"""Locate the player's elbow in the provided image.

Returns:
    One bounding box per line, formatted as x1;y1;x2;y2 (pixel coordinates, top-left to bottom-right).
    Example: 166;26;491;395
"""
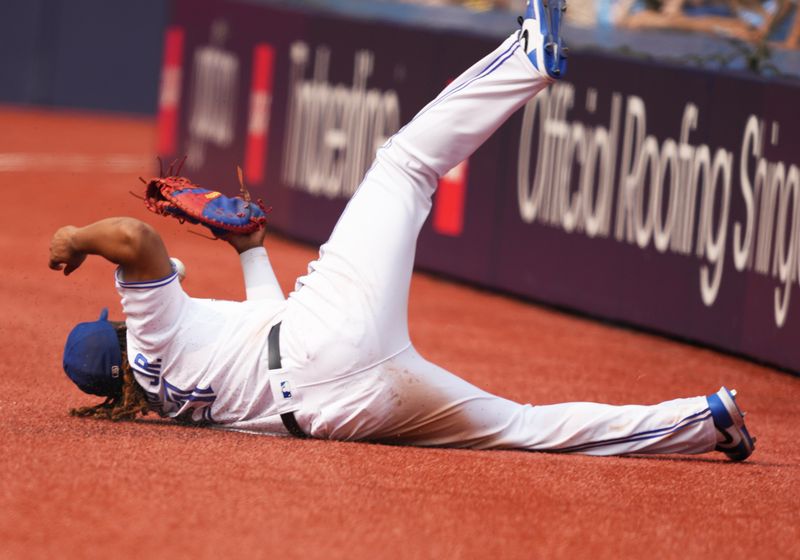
116;218;162;262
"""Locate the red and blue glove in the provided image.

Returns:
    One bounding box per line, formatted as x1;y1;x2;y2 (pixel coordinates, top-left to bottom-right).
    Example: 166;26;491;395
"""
142;168;267;237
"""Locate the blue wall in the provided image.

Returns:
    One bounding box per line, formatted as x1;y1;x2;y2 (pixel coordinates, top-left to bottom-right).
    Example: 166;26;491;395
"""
0;0;168;114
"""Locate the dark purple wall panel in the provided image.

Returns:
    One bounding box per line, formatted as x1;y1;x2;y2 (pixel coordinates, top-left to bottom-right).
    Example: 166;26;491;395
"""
163;0;800;373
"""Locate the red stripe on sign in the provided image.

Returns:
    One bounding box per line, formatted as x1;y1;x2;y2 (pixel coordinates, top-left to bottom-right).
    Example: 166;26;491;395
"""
433;159;468;237
251;44;274;91
245;44;276;184
157;107;178;156
157;26;185;156
163;26;184;67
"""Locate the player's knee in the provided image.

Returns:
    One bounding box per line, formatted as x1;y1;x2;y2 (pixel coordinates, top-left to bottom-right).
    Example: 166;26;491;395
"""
374;144;438;198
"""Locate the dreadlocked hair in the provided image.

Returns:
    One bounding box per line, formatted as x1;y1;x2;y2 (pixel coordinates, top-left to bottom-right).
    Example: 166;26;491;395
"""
70;322;151;422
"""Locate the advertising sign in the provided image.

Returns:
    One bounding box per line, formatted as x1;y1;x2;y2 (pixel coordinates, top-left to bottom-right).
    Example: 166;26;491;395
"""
163;0;800;373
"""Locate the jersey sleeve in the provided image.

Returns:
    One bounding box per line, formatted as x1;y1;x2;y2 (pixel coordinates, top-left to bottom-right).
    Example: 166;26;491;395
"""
115;267;188;350
239;246;285;301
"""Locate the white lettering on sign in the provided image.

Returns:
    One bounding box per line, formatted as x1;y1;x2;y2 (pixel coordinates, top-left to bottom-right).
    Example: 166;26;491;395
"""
186;22;240;169
517;83;800;327
282;41;401;198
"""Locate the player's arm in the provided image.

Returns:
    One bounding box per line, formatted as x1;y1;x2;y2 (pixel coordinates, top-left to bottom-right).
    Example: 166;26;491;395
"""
220;227;285;301
49;217;172;282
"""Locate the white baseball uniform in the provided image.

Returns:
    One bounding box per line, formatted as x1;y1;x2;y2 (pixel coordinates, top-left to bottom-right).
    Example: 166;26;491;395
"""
118;33;718;456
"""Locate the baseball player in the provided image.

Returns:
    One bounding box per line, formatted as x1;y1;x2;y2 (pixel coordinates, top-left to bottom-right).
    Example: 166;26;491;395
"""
50;0;755;461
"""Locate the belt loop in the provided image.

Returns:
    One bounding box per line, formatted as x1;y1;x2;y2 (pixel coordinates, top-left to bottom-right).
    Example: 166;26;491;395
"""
268;321;282;370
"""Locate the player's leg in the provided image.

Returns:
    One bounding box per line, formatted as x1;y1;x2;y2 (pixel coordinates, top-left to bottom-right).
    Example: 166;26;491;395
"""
353;347;720;456
284;30;556;368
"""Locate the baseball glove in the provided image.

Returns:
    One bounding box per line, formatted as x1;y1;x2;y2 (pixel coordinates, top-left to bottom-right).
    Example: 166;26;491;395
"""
141;163;267;237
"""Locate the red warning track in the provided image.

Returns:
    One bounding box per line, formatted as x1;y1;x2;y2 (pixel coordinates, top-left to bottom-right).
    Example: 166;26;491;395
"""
1;107;798;559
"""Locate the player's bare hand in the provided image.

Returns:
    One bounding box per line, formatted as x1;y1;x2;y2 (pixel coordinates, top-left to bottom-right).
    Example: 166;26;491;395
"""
49;225;87;275
219;225;267;254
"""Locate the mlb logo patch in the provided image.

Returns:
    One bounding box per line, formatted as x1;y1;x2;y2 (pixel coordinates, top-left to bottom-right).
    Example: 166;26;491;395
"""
269;372;299;414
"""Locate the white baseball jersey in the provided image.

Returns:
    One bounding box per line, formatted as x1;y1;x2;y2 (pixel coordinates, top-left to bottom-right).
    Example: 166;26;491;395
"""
119;32;719;456
117;248;289;433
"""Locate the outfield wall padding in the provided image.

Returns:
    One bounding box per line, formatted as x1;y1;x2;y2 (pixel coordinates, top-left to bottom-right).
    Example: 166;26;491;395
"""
0;0;167;114
161;0;800;373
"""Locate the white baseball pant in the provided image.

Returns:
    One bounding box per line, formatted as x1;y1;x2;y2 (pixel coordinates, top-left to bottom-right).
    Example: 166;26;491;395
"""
279;33;718;455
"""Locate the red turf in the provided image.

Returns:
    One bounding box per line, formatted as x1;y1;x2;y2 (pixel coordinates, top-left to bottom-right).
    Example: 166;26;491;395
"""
1;107;798;559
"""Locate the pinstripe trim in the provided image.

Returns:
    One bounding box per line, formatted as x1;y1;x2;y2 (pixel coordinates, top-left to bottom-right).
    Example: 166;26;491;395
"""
380;39;521;154
428;42;520;109
553;408;713;453
116;269;179;289
410;41;520;128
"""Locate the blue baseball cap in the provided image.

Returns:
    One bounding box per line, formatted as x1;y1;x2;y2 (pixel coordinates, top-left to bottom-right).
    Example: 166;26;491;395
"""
63;309;123;397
